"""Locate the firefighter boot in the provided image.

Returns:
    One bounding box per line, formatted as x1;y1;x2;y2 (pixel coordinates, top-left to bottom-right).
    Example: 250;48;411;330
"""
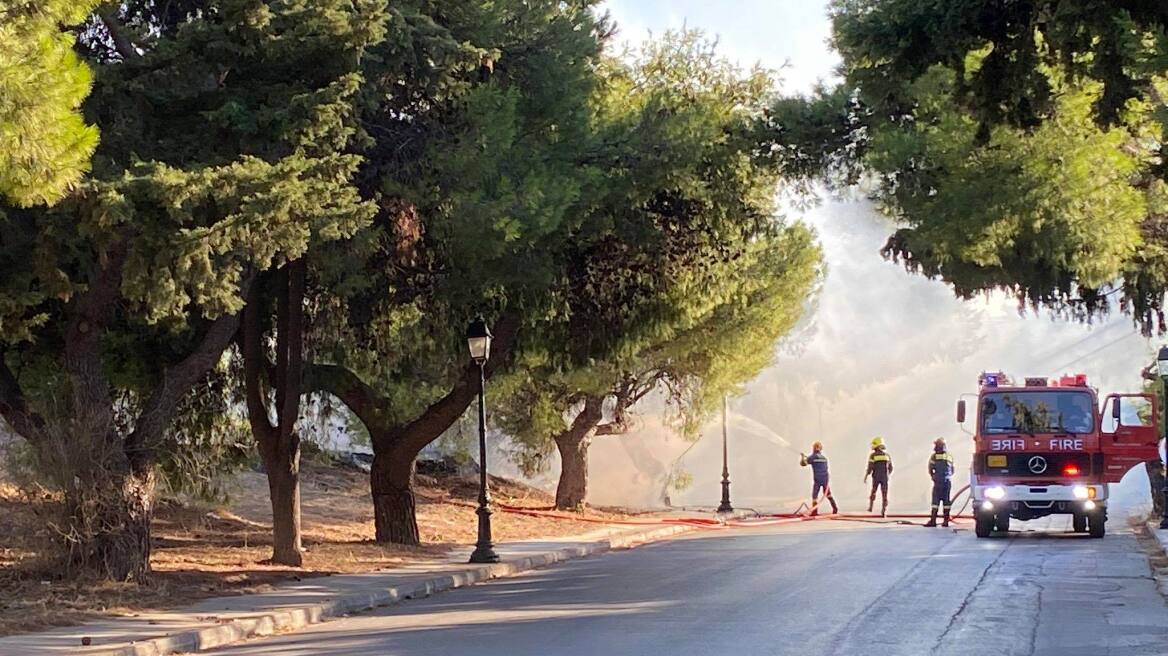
924;508;938;527
942;509;951;527
880;499;888;518
868;496;874;513
829;496;839;515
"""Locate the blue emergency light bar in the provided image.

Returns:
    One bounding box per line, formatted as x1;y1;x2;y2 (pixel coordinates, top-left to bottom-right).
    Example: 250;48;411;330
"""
978;371;1011;387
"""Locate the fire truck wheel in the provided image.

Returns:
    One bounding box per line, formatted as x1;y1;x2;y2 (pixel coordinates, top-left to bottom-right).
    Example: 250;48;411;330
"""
1072;513;1087;533
975;515;993;538
1088;514;1105;538
994;511;1010;533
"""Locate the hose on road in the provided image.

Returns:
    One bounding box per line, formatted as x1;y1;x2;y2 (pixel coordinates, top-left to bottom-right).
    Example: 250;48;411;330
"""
490;483;974;530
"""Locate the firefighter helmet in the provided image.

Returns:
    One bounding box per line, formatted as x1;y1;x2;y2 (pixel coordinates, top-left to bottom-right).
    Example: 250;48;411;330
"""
812;441;823;451
934;437;946;451
871;436;884;447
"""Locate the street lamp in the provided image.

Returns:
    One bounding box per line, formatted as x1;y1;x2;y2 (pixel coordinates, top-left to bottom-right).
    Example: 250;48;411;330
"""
717;395;733;513
467;317;500;563
1158;346;1168;530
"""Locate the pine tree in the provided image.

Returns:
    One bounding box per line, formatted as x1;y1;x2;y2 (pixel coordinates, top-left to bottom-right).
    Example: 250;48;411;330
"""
829;0;1168;331
0;0;100;207
494;33;824;509
0;0;385;580
303;0;611;544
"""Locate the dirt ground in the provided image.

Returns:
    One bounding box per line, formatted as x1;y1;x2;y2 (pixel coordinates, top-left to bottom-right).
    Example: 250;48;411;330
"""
0;463;635;637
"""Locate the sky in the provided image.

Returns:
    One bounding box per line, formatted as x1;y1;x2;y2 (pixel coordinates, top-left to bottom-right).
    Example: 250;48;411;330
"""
573;1;1162;513
603;0;841;94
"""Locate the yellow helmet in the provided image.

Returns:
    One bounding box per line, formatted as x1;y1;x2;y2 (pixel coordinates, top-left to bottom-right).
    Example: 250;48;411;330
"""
871;436;884;447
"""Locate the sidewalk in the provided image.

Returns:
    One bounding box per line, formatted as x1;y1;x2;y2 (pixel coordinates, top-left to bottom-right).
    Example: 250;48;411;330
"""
1147;518;1168;555
0;513;745;656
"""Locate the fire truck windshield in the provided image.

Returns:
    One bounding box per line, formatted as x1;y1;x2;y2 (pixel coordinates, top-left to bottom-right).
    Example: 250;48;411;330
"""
980;391;1094;434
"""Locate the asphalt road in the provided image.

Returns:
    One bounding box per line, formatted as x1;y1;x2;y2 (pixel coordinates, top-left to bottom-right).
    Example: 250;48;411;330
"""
208;516;1168;656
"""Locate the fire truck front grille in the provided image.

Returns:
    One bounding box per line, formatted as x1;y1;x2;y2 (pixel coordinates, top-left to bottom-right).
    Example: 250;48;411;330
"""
983;453;1091;478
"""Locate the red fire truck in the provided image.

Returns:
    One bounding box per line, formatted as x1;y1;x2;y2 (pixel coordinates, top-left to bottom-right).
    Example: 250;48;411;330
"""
958;372;1160;538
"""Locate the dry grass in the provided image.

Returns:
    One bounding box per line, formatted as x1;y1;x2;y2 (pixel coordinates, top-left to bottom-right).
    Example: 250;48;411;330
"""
0;463;633;637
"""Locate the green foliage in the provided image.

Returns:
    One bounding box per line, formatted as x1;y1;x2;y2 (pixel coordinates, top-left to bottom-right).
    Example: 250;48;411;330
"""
831;0;1168;130
309;0;608;428
759;85;867;191
495;32;824;471
0;0;386;523
667;469;693;494
877;73;1148;309
0;0;100;207
656;224;822;437
155;359;252;502
494;371;569;475
830;0;1168;331
3;0;385;349
561;31;785;363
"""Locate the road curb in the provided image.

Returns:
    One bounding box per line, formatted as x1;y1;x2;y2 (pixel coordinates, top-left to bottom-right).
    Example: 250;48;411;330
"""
77;518;736;656
1143;519;1168;557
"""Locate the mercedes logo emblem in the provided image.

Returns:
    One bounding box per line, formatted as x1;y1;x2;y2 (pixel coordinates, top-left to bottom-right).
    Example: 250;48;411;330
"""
1028;456;1048;474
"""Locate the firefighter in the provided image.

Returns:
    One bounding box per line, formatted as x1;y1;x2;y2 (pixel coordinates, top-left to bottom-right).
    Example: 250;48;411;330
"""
865;437;893;516
800;441;838;515
925;437;955;527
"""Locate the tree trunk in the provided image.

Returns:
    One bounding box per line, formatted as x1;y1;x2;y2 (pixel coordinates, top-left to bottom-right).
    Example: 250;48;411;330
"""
0;247;248;583
241;262;306;566
371;446;419;545
555;432;590;510
1147;459;1165;517
261;444;303;565
65;468;156;582
59;242;158;580
304;314;523;547
554;395;604;511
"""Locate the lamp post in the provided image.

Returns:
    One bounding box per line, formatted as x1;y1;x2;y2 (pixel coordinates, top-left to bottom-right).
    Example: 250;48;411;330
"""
1158;346;1168;530
467;317;500;563
717;395;733;513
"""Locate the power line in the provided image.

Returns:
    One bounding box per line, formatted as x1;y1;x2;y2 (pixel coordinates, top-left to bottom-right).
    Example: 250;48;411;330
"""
1045;329;1141;375
1027;319;1127;367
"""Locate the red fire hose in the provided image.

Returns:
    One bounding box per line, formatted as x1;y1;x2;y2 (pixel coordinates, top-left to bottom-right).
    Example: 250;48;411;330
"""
490;483;974;529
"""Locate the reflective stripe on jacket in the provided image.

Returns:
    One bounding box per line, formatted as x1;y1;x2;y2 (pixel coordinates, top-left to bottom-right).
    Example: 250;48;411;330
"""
929;451;954;483
867;449;893;481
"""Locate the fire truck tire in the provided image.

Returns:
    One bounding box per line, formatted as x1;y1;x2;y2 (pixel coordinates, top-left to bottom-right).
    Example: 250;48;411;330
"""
994;511;1010;533
1072;513;1087;533
975;515;993;538
1089;515;1105;538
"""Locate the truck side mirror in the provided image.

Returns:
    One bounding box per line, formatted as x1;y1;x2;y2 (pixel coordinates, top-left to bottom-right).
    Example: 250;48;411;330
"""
956;400;966;424
1112;398;1121;422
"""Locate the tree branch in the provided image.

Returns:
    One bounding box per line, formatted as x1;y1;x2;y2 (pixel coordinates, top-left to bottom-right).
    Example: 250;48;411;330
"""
0;356;45;440
125;274;254;471
240;277;276;446
556;393;605;442
97;4;140;61
302;362;390;433
277;259;306;440
593;421;628;436
395;311;523;456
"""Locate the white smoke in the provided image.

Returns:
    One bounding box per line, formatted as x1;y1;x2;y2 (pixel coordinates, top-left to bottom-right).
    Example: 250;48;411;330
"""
585;197;1156;512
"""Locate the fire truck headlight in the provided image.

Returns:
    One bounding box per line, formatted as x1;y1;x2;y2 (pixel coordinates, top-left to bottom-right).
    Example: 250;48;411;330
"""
1073;485;1089;500
1084;500;1097;511
985;486;1006;501
981;501;994;511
